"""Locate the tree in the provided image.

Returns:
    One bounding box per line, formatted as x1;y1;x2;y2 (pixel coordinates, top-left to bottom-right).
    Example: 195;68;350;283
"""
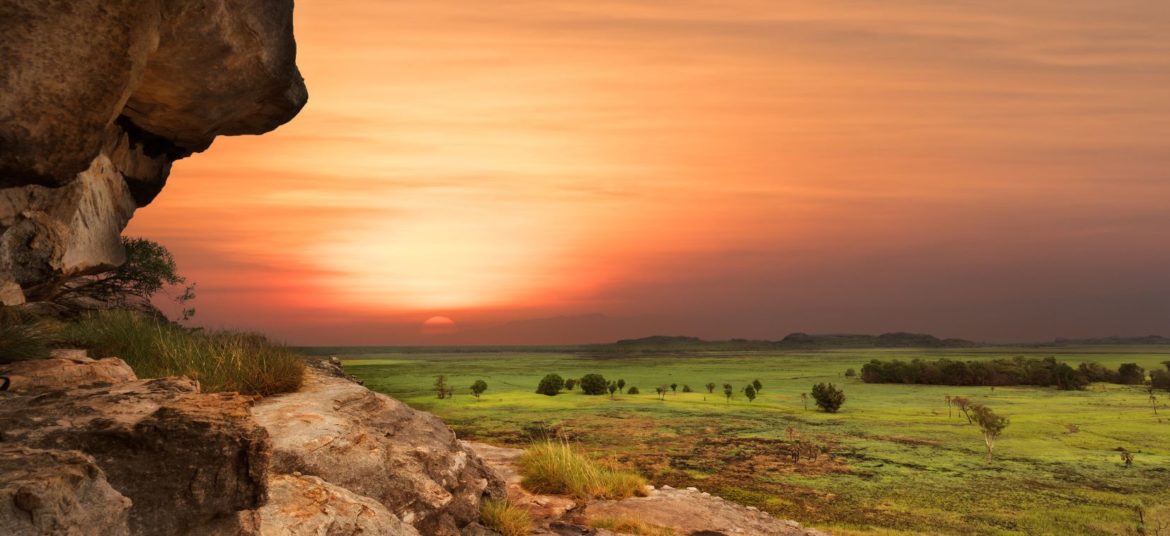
670;383;678;393
536;374;565;396
705;382;716;394
1151;393;1159;415
608;381;619;399
801;392;809;411
471;379;488;399
810;383;845;413
55;237;196;320
1117;363;1146;385
1150;369;1170;391
579;374;608;395
617;378;626;392
945;395;953;418
969;403;1009;463
565;378;577;391
656;386;667;400
723;384;733;404
844;368;857;378
627;386;640;395
752;379;763;392
681;384;693;393
951;396;974;423
744;385;757;402
1116;447;1134;468
434;375;450;399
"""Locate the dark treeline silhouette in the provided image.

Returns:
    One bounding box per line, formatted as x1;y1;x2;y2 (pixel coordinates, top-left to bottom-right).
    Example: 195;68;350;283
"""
861;356;1158;390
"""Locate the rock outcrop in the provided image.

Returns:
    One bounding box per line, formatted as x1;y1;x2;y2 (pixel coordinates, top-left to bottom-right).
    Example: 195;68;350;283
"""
252;366;507;535
0;351;137;393
0;445;132;536
0;374;271;535
258;474;421;536
0;0;307;304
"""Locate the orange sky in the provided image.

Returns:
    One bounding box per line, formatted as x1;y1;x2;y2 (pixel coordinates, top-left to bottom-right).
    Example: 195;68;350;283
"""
127;0;1170;345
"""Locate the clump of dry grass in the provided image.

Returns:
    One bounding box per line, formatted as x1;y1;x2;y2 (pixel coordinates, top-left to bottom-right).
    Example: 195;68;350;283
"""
588;516;675;535
519;440;648;500
480;499;530;536
0;309;58;363
61;310;304;395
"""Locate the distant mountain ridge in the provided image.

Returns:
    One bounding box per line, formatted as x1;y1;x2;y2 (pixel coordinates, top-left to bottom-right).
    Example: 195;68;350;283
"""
611;331;978;349
1050;335;1170;346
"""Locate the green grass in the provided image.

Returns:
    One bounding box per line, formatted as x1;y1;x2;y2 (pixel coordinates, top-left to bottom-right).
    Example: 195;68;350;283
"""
588;516;676;535
0;310;57;363
343;346;1170;535
519;440;648;500
62;310;304;396
480;499;530;536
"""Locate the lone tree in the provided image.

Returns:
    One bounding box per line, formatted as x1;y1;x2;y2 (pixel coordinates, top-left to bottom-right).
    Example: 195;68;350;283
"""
1151;393;1159;415
844;368;857;378
811;383;845;413
1117;363;1146;385
656;386;667;400
617;378;626;392
54;236;196;320
945;395;953;418
565;378;577;391
470;379;488;399
970;403;1009;463
579;373;609;395
434;375;451;399
536;374;565;396
1115;447;1134;468
744;385;757;403
801;392;809;411
705;382;716;394
682;384;693;393
723;384;733;404
951;396;974;423
670;383;678;393
627;386;640;395
752;379;763;392
608;381;619;399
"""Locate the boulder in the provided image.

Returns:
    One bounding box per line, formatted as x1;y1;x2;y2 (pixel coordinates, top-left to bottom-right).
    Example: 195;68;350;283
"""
0;445;132;536
0;0;306;301
0;377;271;535
258;474;420;536
0;353;137;393
252;369;506;535
583;487;830;536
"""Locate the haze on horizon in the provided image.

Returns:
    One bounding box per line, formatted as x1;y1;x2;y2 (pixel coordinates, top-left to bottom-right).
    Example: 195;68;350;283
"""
128;0;1170;346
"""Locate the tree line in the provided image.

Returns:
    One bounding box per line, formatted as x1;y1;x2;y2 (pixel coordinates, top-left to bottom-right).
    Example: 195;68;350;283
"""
861;356;1169;390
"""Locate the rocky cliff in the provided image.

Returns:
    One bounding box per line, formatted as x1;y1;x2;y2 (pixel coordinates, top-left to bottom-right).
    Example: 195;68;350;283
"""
0;0;307;304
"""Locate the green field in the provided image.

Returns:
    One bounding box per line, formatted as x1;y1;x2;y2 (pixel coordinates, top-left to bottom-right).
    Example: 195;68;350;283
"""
334;346;1170;535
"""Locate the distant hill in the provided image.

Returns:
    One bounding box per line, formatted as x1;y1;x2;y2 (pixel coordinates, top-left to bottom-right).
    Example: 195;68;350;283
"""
1050;335;1170;346
602;332;978;351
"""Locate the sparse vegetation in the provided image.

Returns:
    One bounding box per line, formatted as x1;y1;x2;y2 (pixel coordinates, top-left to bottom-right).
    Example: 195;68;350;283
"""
969;403;1009;462
810;382;845;413
518;441;647;500
434;374;452;399
61;310;303;395
480;499;530;536
588;516;675;535
52;237;196;321
0;310;57;363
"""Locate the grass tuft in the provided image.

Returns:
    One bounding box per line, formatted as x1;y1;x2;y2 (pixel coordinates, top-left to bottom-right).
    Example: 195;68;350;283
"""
0;310;58;364
61;310;304;395
519;440;648;500
588;516;675;535
479;499;530;536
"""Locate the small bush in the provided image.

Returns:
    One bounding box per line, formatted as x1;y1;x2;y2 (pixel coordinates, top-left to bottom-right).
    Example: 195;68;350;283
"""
565;378;577;391
579;373;608;395
480;499;530;536
519;441;647;500
1151;369;1170;391
681;384;693;393
60;310;304;396
627;386;640;394
588;516;675;535
536;373;565;396
844;368;857;377
0;310;57;364
471;379;488;398
811;382;845;413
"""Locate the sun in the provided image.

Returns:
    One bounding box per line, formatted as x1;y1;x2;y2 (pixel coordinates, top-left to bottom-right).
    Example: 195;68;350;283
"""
421;316;457;336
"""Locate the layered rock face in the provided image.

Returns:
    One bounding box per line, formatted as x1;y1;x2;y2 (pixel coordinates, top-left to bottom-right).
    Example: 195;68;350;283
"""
0;0;307;304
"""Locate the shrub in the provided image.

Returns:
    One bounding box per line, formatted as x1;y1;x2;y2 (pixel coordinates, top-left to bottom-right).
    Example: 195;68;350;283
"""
565;378;577;391
844;368;857;377
0;310;57;364
480;499;530;536
1117;363;1145;385
536;374;565;396
705;382;716;393
471;379;488;398
519;441;647;500
681;384;693;393
752;378;763;392
61;310;303;395
744;385;757;402
670;383;677;392
1151;370;1170;391
588;516;674;536
617;378;626;391
627;386;640;394
579;373;608;395
811;382;845;412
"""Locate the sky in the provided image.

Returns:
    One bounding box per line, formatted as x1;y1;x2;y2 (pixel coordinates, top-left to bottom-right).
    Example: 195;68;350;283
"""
127;0;1170;345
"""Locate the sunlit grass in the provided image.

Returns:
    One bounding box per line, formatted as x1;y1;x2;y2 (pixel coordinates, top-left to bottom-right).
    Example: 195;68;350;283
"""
479;499;530;536
61;310;304;395
588;516;675;535
520;440;647;500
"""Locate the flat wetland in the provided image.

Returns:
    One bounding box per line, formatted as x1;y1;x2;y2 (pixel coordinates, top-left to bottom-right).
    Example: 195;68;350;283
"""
323;345;1170;535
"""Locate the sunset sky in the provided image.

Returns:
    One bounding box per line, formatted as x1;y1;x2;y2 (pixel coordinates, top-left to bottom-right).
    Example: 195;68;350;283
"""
128;0;1170;345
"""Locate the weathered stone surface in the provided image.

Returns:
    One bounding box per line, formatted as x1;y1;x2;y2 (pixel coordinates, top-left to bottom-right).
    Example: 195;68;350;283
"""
0;445;132;536
258;474;420;536
0;353;137;393
252;369;506;536
583;487;830;536
0;0;307;301
0;377;271;535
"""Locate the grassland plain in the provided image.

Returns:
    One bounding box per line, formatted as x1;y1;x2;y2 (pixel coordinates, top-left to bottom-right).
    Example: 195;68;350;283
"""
326;346;1170;535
